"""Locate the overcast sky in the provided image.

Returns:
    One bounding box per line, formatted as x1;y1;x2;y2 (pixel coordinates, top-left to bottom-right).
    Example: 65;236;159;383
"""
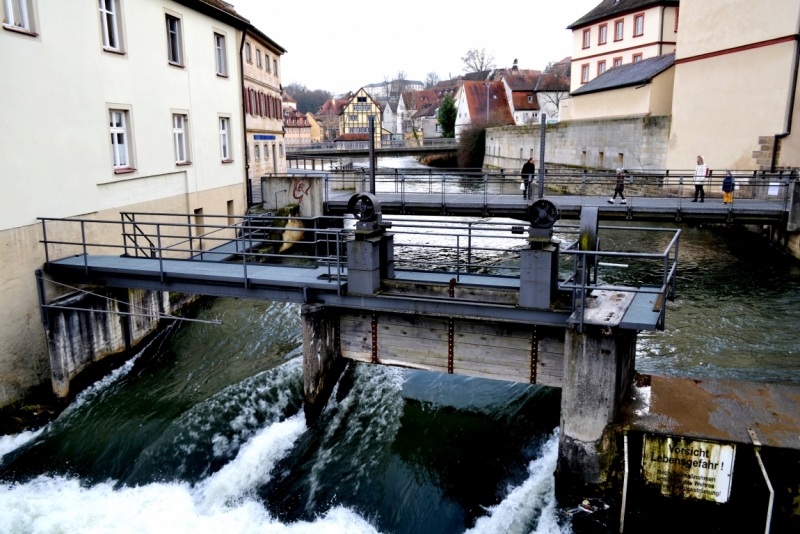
231;0;602;95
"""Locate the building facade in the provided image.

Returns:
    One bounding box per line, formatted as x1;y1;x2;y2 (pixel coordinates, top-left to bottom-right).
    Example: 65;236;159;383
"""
666;0;800;171
568;0;679;92
454;81;516;137
337;88;383;147
0;0;250;405
283;108;312;146
242;25;286;177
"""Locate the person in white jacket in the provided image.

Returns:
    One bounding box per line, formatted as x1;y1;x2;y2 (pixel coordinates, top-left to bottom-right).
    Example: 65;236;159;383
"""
693;155;707;202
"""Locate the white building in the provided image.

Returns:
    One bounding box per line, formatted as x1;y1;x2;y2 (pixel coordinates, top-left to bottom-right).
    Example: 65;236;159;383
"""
0;0;250;405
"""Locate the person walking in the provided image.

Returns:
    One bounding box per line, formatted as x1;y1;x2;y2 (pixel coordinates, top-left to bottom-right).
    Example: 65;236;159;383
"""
693;155;707;202
608;168;627;204
722;171;734;204
521;157;536;200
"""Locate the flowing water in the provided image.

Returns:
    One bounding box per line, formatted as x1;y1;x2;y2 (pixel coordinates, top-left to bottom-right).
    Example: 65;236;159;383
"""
2;158;800;533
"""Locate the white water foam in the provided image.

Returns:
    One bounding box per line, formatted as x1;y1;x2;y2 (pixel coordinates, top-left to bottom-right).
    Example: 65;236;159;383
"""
0;411;383;534
465;430;572;534
306;364;406;510
0;428;45;466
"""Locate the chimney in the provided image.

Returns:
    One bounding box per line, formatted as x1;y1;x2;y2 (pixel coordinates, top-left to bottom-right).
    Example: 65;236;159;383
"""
512;59;519;74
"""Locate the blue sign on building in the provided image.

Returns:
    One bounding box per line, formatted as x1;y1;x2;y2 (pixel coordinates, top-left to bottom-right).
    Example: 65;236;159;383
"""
254;135;276;140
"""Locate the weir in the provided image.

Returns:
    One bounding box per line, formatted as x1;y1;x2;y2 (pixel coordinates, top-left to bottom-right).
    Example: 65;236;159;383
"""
37;197;679;497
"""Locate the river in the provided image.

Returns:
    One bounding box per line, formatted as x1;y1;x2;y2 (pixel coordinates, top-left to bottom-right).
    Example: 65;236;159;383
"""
1;157;799;533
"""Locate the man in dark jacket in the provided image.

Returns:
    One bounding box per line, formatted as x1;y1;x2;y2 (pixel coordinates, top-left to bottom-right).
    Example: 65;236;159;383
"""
521;158;536;200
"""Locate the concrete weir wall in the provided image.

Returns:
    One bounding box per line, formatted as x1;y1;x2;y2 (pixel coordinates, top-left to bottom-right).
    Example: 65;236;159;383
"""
45;288;191;398
484;116;671;171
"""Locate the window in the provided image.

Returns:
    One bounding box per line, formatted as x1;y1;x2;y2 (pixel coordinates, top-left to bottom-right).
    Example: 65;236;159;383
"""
166;15;182;65
273;59;278;75
349;115;358;121
227;200;234;226
435;124;441;132
256;49;262;68
357;96;367;103
582;29;591;49
598;61;606;76
581;64;589;84
265;53;270;71
99;0;121;51
245;42;251;62
2;0;32;32
614;19;624;41
633;53;643;62
172;114;189;164
675;8;679;32
613;57;623;67
254;143;260;160
214;33;227;76
264;143;269;159
219;117;230;161
598;151;604;167
109;110;130;169
598;24;607;45
279;143;283;156
527;95;534;103
633;14;644;37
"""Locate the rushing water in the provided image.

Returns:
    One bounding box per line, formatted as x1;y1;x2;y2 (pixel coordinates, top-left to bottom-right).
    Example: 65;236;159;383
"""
2;158;800;533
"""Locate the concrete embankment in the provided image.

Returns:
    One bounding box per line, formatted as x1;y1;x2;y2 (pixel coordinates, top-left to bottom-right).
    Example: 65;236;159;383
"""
45;288;197;399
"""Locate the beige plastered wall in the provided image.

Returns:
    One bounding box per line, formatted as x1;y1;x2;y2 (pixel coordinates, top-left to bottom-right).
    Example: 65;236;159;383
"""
0;1;247;406
666;43;796;170
562;67;675;122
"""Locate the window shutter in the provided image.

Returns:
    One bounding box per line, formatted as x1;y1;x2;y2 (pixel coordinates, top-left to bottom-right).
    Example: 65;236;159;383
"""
258;92;263;117
244;87;250;114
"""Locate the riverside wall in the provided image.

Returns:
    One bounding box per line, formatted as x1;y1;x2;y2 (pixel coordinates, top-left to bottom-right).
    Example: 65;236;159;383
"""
484;116;672;172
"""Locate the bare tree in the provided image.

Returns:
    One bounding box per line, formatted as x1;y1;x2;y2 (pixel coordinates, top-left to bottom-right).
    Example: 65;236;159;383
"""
537;60;571;120
392;70;409;97
424;72;440;89
461;48;496;74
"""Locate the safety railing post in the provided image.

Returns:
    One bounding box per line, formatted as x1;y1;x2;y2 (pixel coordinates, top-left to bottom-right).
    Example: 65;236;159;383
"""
242;220;249;289
157;223;164;283
120;213;129;257
187;215;194;260
336;231;342;296
81;220;88;276
456;235;460;282
483;174;488;216
467;222;473;274
41;219;50;268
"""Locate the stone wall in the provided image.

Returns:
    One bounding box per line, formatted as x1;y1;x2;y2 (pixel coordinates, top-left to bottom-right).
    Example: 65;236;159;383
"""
484;116;672;172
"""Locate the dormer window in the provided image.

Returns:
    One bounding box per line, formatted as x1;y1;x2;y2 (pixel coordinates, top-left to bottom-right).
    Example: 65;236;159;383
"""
528;96;533;103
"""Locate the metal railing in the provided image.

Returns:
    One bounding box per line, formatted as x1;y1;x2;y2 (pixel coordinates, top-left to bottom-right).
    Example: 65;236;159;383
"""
39;213;351;295
285;138;458;153
38;212;681;330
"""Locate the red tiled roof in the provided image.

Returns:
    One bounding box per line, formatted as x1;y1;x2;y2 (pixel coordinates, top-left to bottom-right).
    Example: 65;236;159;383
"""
504;73;540;91
318;99;348;115
400;90;439;110
462;81;515;125
282;93;297;103
512;93;540;111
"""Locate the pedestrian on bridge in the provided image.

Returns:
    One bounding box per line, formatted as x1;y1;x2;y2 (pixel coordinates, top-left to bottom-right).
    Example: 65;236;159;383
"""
693;155;708;202
722;171;734;204
608;168;627;204
521;157;536;200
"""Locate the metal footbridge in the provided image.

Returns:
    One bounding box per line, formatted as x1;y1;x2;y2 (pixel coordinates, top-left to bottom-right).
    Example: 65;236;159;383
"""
38;207;680;333
289;169;797;224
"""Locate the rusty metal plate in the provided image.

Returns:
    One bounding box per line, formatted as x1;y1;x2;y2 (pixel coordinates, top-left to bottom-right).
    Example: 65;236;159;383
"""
642;434;736;503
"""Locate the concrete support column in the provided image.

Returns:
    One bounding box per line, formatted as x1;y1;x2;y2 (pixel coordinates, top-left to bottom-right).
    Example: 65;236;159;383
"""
302;304;344;422
557;325;637;496
346;233;394;295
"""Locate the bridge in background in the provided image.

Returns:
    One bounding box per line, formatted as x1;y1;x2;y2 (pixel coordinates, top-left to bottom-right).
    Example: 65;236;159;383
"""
286;138;458;159
255;169;797;225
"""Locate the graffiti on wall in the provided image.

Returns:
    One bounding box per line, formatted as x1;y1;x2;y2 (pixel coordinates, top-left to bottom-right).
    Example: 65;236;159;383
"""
291;177;312;205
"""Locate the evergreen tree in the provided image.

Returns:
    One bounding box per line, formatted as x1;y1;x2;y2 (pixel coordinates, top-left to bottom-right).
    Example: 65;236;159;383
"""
438;93;457;139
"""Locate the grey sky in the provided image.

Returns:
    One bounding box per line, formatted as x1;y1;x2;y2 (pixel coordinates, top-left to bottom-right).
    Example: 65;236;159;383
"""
232;0;602;95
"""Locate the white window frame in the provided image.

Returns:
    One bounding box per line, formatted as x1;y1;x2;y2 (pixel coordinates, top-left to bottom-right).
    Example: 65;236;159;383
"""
2;0;31;32
172;114;189;164
166;14;182;66
634;14;644;37
109;110;131;169
219;117;231;161
214;33;227;76
599;24;607;45
99;0;121;51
